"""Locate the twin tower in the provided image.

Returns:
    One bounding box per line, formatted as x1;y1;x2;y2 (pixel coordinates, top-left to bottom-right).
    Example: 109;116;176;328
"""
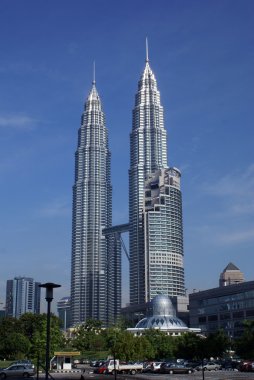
70;48;185;326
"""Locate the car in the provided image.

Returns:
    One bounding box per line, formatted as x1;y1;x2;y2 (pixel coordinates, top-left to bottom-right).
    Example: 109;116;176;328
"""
162;363;194;374
151;362;164;372
196;362;221;371
186;360;202;368
94;363;108;374
160;362;175;373
222;359;240;370
10;361;34;369
239;360;254;372
0;364;35;379
142;363;152;372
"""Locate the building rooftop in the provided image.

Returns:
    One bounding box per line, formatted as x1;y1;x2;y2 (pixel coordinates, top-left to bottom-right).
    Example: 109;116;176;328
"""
223;262;240;272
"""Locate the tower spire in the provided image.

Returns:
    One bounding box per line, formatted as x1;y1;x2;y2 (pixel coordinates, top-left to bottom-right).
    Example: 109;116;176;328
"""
92;61;96;85
146;37;149;62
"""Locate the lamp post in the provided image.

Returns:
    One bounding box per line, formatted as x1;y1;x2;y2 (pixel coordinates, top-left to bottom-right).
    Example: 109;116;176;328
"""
39;282;61;380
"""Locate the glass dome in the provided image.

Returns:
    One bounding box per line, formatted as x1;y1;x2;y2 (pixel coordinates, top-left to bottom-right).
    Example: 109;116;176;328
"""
135;315;187;330
135;294;187;330
149;294;175;316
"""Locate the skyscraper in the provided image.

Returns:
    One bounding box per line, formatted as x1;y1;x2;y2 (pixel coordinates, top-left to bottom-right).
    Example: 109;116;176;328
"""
70;76;112;325
129;47;168;305
57;296;71;330
5;277;41;318
144;168;185;300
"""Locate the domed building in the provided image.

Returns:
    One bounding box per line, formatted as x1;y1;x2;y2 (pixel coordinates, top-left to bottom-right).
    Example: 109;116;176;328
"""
127;295;200;336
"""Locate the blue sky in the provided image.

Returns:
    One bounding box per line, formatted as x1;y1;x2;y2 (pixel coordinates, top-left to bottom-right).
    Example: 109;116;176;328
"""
0;0;253;311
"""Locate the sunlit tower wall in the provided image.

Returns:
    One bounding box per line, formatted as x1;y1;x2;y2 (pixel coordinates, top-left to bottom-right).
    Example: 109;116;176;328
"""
70;79;112;325
144;168;185;301
129;53;168;305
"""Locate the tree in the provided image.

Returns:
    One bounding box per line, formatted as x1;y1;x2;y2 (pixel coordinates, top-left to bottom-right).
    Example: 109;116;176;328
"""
205;330;231;358
144;329;176;360
0;332;30;360
103;329;155;361
72;319;105;353
175;332;204;359
0;317;20;336
133;335;155;360
0;317;22;359
235;320;254;359
0;313;63;361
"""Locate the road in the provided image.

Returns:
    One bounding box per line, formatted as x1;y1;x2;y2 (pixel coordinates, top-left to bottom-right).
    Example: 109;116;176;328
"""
35;369;254;380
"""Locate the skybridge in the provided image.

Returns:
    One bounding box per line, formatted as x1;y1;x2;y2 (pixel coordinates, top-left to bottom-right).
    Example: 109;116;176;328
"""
102;223;130;261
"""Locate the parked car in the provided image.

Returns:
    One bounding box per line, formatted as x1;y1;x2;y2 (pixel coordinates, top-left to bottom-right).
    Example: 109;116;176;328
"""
196;362;221;371
162;363;194;374
93;360;106;368
10;361;34;369
142;362;152;372
239;360;254;372
221;359;240;370
186;360;202;368
151;362;164;372
0;364;35;378
160;362;175;373
94;363;108;374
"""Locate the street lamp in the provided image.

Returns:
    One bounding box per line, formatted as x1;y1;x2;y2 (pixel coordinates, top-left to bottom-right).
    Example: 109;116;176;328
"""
39;282;61;380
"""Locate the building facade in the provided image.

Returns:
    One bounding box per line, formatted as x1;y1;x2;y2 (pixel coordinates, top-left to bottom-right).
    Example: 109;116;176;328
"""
144;168;185;300
219;262;244;287
5;277;40;318
70;79;113;326
129;48;185;306
189;281;254;338
129;53;168;305
57;297;71;330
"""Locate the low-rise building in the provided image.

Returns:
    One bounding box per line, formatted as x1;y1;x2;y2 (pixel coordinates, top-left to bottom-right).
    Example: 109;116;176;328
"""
189;280;254;338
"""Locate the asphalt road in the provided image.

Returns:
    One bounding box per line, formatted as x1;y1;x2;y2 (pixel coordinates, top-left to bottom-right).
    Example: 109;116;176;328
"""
37;370;254;380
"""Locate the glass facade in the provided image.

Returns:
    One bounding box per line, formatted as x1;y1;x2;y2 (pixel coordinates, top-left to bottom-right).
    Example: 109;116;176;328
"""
144;168;185;300
70;82;113;326
189;281;254;337
57;297;71;330
5;277;41;318
129;58;168;305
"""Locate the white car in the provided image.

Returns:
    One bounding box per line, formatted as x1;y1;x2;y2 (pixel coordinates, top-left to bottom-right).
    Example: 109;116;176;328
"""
196;362;221;371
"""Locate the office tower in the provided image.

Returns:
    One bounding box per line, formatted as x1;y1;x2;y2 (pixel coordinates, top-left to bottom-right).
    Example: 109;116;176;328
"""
106;229;122;325
144;168;185;300
70;76;112;326
5;277;41;318
219;262;244;287
129;47;168;305
57;297;71;330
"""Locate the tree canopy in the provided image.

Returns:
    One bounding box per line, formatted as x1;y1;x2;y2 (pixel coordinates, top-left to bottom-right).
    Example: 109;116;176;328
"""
0;315;246;362
0;314;64;360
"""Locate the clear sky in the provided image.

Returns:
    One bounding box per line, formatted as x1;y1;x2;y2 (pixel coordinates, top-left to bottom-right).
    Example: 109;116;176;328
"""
0;0;253;312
